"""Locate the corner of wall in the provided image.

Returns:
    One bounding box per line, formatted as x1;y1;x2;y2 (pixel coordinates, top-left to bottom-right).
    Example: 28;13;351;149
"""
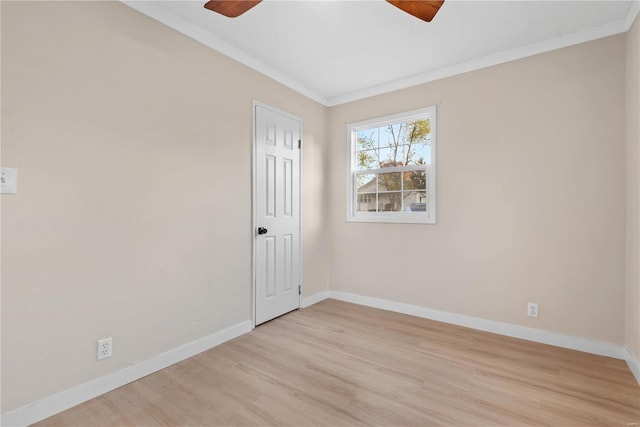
625;10;640;361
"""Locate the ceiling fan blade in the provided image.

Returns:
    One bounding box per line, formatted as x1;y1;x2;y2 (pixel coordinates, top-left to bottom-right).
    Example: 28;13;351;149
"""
204;0;262;18
386;0;444;22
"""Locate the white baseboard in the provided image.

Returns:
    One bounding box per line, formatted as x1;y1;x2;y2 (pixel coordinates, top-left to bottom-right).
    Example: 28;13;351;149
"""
328;291;640;384
301;290;330;308
295;291;640;386
329;291;627;360
5;293;638;427
1;320;253;427
625;348;640;384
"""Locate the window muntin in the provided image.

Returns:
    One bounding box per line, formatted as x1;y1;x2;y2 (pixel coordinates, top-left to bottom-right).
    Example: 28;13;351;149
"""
347;107;436;223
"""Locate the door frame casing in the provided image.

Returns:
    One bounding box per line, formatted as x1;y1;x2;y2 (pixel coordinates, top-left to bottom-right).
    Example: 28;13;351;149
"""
251;100;303;328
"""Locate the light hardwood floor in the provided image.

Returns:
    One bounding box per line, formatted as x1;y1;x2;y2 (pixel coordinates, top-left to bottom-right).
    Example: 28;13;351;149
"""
37;299;640;426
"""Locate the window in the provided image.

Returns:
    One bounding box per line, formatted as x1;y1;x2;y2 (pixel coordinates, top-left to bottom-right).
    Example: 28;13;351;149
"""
347;106;436;224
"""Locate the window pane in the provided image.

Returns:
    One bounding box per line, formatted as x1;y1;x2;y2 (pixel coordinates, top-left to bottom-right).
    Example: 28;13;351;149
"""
403;191;427;211
378;146;405;168
378;172;401;192
356;129;378;151
355;149;378;171
403;170;427;190
379;192;402;211
404;143;430;165
357;193;377;212
356;174;376;193
379;123;403;149
390;144;414;166
405;120;431;144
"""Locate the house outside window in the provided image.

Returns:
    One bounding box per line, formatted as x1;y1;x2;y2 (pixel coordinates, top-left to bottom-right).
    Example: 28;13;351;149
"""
347;106;436;224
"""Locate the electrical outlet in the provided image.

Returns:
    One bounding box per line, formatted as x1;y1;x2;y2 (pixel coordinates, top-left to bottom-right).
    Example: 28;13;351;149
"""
1;167;17;194
527;303;539;318
97;337;112;360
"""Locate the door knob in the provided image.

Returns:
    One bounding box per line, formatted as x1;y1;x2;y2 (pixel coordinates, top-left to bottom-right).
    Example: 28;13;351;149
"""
257;227;268;235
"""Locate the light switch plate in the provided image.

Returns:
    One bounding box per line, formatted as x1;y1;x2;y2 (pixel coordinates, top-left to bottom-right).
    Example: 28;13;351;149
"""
1;168;17;194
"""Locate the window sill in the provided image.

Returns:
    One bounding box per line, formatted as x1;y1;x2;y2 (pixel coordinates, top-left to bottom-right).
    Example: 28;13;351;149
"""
347;212;436;224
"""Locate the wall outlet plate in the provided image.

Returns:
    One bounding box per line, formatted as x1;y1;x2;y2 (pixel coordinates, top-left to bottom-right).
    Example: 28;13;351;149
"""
1;167;17;194
97;337;112;360
527;302;539;318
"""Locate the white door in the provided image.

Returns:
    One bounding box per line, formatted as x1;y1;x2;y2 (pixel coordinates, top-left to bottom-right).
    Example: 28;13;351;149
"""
254;103;301;325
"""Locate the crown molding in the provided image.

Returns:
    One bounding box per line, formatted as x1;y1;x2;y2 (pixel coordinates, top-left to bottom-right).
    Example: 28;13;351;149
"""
121;1;329;106
625;0;640;30
122;1;636;108
326;15;634;106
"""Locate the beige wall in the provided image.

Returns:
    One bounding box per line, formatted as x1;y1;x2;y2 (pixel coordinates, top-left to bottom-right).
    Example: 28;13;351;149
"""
328;35;627;344
0;1;328;412
627;14;640;359
1;0;637;416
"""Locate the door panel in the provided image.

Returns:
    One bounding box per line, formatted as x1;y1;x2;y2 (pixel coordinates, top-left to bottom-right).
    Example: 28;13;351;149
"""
283;234;293;292
264;236;276;298
265;155;276;217
255;104;301;325
283;158;293;217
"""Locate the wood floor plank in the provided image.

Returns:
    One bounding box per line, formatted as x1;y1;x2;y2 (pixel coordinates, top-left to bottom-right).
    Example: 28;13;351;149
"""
35;299;640;426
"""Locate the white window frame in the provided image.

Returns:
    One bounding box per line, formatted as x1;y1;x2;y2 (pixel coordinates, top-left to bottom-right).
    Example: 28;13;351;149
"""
346;106;436;224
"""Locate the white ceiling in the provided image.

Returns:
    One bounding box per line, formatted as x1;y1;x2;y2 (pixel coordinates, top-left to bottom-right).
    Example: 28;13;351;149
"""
125;0;639;106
